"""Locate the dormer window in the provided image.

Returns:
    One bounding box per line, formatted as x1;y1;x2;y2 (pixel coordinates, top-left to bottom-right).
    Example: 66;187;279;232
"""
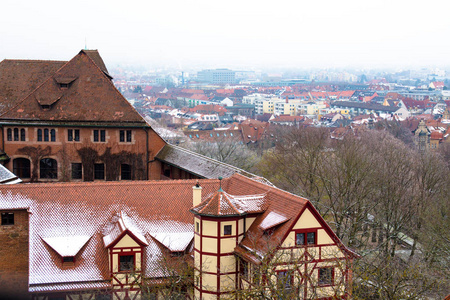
59;83;69;89
119;254;135;272
63;256;75;263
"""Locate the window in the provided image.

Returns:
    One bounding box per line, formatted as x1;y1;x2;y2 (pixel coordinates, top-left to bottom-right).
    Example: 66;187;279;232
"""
277;271;293;290
14;128;19;141
20;129;25;141
224;225;232;236
44;128;49;141
50;129;56;142
40;158;58;179
119;130;132;142
196;221;200;233
240;260;249;281
121;164;131;180
71;163;82;180
68;129;80;142
63;256;74;263
93;130;106;142
100;130;106;142
7;128;12;141
126;130;132;142
94;163;105;180
295;230;316;246
1;212;14;225
13;158;31;178
7;128;26;141
119;255;134;271
37;129;42;141
318;267;334;286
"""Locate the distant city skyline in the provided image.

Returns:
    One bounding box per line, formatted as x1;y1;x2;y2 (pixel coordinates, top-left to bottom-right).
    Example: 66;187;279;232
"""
1;0;450;70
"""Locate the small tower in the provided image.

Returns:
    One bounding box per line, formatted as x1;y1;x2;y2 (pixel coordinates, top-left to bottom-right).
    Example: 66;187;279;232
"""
190;180;247;299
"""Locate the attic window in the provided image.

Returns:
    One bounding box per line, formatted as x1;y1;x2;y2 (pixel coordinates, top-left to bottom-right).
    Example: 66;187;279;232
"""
63;256;74;263
41;105;51;110
59;83;69;89
119;254;135;271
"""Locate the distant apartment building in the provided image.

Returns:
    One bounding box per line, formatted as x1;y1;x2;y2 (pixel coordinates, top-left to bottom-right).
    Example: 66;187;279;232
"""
274;100;301;116
297;101;328;116
197;69;236;84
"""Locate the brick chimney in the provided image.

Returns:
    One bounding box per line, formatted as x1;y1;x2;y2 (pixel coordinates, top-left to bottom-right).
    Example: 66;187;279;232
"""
193;181;202;207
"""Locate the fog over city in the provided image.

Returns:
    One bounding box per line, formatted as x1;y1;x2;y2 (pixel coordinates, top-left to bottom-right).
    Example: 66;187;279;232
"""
1;0;450;70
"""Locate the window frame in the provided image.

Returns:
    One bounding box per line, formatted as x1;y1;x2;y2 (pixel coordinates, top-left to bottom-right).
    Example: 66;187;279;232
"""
224;224;232;236
94;163;105;180
277;270;293;290
317;267;334;287
13;157;31;179
1;212;14;226
71;163;83;180
121;164;131;180
295;229;317;246
94;130;106;143
40;158;58;179
6;128;12;141
119;254;135;272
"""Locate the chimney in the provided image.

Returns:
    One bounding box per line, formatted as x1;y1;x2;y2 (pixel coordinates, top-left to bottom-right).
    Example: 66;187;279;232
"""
286;95;288;103
193;181;202;207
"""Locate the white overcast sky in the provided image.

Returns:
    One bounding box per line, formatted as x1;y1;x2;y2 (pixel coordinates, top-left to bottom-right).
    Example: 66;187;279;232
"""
1;0;449;69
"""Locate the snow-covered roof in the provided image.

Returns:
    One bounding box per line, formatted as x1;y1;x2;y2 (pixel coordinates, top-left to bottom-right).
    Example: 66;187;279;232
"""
149;231;194;252
258;211;289;230
42;235;91;257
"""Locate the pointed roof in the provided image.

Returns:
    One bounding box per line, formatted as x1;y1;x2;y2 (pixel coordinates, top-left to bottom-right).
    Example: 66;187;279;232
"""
0;50;145;125
102;212;148;248
191;189;267;217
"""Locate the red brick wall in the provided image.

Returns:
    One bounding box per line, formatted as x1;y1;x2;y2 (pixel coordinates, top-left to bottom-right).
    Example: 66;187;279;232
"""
0;209;29;299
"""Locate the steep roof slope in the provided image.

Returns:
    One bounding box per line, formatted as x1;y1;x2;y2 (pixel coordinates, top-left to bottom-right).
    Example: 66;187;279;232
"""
0;50;144;124
0;59;66;114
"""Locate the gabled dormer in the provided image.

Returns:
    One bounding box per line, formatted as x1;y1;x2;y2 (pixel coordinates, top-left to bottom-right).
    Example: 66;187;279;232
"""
102;211;148;294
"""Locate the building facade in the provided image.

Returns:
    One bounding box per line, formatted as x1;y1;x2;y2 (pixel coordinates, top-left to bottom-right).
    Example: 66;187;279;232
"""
0;174;356;299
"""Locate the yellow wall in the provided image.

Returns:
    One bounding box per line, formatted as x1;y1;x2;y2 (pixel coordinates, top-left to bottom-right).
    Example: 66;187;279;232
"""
220;238;236;253
202;255;217;273
115;234;140;248
317;229;333;244
293;208;321;229
220;256;236;273
202;237;218;253
203;220;218;236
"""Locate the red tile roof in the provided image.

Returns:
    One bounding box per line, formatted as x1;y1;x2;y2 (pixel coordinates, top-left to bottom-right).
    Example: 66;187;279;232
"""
0;50;144;124
0;59;66;114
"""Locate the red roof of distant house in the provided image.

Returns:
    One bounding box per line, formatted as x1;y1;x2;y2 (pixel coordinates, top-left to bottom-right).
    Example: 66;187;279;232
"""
430;131;443;140
189;104;227;115
239;119;269;144
271;115;304;123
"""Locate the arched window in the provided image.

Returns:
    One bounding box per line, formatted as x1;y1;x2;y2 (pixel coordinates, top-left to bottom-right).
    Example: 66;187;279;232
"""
50;129;56;142
13;128;19;141
40;158;58;179
20;129;26;141
44;129;49;142
6;128;12;141
13;158;31;179
37;129;42;141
